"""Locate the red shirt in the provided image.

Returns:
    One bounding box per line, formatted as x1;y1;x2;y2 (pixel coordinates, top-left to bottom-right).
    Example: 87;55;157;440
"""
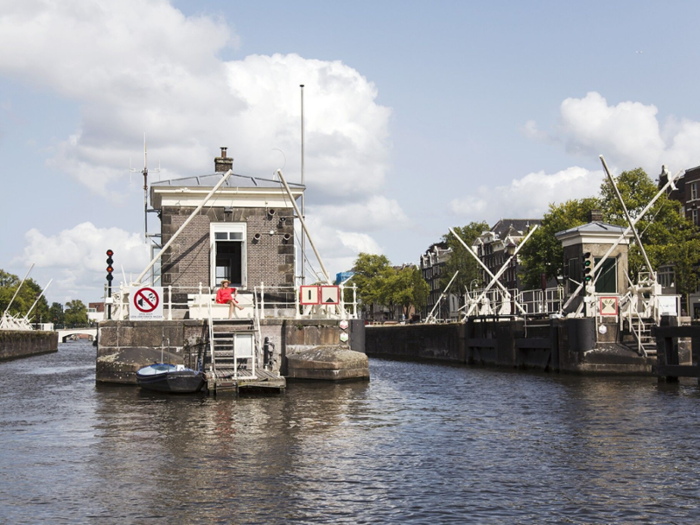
216;287;236;304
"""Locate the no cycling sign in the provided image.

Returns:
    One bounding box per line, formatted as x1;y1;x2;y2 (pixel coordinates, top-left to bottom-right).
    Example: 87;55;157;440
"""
129;286;164;320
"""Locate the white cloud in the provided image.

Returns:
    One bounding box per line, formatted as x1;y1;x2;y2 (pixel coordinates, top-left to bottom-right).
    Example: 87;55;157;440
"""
14;222;150;302
308;196;409;232
528;91;700;174
0;0;404;295
0;1;392;201
449;166;604;222
299;216;383;281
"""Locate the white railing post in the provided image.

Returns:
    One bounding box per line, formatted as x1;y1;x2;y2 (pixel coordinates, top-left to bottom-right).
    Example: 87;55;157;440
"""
167;285;172;321
340;284;346;319
198;282;203;320
352;284;357;319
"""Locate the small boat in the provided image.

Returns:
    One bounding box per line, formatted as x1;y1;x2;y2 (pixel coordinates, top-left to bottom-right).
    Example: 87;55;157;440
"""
136;363;205;393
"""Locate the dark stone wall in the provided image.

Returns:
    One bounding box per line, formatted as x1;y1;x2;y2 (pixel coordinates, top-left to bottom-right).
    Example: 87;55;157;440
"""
0;330;58;361
160;206;295;290
366;323;465;363
366;318;653;375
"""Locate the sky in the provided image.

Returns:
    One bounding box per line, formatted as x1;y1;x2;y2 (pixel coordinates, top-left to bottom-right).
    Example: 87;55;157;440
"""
2;0;700;305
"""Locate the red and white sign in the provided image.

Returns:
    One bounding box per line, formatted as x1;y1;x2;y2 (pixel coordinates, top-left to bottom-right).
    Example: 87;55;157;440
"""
300;285;320;305
129;286;163;320
599;296;618;316
321;286;340;305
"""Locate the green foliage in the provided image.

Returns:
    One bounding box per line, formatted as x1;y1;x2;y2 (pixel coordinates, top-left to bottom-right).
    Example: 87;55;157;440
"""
351;254;429;317
519;167;700;298
440;221;490;292
351;253;393;310
49;302;65;328
379;265;430;317
64;299;88;327
599;167;695;281
0;269;50;322
519;198;600;289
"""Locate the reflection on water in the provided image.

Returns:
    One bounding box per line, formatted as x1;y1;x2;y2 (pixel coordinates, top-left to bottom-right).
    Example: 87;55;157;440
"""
2;342;700;523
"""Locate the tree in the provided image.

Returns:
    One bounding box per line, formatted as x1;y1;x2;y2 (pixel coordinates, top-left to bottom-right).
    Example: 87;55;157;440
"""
351;253;393;315
379;265;429;318
440;221;490;292
64;299;88;327
599;167;694;280
0;269;50;322
519;198;600;289
49;302;65;328
519;168;700;304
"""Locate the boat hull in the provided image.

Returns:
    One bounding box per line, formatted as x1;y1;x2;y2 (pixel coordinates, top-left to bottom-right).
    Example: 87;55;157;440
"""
136;365;205;394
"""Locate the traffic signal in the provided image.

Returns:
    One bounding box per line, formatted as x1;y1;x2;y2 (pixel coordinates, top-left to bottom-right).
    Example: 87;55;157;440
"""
106;249;114;282
582;251;594;283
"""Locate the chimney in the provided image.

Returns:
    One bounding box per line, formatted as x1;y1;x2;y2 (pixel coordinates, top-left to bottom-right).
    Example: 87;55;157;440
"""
214;147;233;172
588;209;603;223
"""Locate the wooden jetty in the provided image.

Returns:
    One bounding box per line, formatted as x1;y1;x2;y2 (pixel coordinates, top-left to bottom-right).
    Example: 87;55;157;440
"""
204;368;285;394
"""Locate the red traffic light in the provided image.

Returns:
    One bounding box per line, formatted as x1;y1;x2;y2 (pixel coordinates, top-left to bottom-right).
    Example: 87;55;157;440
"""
106;249;114;257
106;266;114;273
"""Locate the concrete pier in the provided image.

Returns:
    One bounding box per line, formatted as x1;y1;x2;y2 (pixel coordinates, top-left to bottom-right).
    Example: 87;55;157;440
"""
96;318;367;385
0;330;58;361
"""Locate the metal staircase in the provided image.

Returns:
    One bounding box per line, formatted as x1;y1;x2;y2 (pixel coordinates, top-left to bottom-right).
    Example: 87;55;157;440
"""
628;316;657;357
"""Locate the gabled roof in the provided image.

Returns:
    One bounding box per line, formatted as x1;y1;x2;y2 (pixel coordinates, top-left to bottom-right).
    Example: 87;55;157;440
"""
151;172;305;190
490;218;541;238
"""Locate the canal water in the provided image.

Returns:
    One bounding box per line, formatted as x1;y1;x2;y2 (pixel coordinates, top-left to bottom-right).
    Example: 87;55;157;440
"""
2;342;700;524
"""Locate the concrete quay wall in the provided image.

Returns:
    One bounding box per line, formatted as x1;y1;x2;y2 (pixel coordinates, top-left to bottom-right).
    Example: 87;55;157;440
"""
96;318;366;384
366;318;654;375
0;330;58;361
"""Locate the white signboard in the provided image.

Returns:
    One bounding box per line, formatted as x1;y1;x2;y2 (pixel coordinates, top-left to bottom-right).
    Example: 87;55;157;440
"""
321;286;340;305
300;286;320;305
658;296;678;317
129;286;163;320
599;296;618;316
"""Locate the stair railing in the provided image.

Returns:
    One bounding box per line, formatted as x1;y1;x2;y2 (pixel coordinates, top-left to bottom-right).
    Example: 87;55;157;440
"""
207;294;216;374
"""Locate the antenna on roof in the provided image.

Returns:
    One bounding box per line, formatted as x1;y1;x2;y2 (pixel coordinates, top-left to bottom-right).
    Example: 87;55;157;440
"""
130;133;160;243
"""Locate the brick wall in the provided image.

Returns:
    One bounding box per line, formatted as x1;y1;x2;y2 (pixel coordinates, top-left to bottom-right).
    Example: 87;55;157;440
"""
160;206;295;290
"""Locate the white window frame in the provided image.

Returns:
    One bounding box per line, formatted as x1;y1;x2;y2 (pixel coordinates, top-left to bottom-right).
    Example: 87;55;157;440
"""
692;182;698;201
210;223;247;289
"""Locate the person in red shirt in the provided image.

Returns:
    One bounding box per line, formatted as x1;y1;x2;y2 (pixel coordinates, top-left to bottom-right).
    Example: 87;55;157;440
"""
216;280;243;318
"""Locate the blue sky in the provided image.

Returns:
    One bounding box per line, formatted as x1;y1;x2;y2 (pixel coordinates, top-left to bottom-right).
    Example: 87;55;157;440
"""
1;0;700;304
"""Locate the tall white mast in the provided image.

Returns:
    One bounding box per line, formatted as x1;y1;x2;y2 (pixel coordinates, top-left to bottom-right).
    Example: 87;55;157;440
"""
300;84;306;286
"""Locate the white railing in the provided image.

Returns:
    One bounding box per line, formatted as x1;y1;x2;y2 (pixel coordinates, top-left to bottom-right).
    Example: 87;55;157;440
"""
104;284;213;321
516;287;564;315
254;283;358;320
104;282;359;322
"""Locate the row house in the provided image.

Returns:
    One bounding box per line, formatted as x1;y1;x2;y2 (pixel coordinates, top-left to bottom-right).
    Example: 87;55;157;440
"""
472;219;541;292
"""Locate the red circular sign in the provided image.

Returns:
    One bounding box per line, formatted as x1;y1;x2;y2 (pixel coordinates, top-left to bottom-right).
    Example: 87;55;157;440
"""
133;287;159;312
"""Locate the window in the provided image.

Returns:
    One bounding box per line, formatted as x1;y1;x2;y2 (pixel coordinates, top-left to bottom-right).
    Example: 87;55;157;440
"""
691;182;698;201
594;257;617;294
658;266;675;288
210;223;247;288
693;209;699;227
568;257;580;293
